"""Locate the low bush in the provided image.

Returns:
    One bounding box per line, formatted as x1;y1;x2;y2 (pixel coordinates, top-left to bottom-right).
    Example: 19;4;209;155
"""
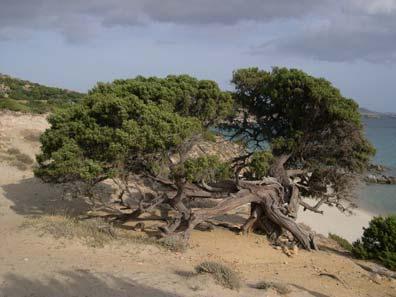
158;236;188;252
22;215;188;251
195;261;241;290
255;281;291;295
352;215;396;271
0;98;30;112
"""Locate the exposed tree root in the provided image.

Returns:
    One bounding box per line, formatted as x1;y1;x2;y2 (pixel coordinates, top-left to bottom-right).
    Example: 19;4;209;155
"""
112;154;320;251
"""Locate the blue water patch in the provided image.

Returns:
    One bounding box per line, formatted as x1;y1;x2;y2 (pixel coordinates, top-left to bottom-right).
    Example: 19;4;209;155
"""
214;117;396;214
361;116;396;214
359;184;396;214
364;117;396;174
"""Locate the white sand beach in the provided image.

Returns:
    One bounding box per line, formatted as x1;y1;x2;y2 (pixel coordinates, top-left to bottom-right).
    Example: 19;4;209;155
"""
298;203;373;242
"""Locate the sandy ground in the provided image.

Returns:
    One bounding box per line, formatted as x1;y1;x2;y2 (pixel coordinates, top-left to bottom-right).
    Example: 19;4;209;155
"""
0;111;395;297
298;205;373;243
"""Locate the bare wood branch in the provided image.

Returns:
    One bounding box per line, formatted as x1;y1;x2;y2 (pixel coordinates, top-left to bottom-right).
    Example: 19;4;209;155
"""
299;197;327;214
199;180;230;193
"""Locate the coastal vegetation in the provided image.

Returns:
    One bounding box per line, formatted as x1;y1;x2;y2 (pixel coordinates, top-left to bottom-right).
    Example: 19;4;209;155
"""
22;214;187;251
195;261;242;290
329;215;396;271
352;215;396;270
34;68;375;251
329;233;353;252
0;73;84;113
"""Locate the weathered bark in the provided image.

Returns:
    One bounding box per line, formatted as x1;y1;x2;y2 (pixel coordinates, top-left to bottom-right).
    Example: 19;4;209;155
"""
113;157;319;250
260;189;316;250
158;179;192;238
287;185;300;219
269;154;292;188
299;197;326;214
162;182;317;250
236;155;316;248
240;202;261;234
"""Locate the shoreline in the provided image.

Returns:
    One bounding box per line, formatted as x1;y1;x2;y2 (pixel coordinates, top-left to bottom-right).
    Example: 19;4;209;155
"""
297;203;374;243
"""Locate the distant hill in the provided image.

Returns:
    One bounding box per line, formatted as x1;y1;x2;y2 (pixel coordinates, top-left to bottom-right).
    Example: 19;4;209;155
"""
359;107;396;119
0;73;85;113
359;107;382;118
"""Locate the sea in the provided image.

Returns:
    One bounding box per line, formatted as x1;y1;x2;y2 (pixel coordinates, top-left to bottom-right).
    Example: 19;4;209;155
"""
359;116;396;214
217;116;396;215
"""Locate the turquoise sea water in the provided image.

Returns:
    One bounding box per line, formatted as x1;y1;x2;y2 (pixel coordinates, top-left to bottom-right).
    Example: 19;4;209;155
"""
359;117;396;214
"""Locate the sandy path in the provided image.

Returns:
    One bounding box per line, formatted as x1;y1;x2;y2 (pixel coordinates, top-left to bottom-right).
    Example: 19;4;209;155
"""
0;111;395;297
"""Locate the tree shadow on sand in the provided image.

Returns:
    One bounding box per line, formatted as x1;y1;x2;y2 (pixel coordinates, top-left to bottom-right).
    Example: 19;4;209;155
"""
0;270;182;297
1;177;113;216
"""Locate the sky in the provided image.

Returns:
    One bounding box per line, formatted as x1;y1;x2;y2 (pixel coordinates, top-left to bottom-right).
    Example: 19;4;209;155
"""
0;0;396;112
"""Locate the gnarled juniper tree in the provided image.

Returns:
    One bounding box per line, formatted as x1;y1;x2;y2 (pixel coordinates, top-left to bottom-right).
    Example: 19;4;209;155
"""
35;70;375;250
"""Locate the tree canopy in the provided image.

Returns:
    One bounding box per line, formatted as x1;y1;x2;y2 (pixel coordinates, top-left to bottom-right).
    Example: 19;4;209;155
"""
35;69;375;250
231;67;375;203
90;75;234;126
231;67;374;170
35;93;202;184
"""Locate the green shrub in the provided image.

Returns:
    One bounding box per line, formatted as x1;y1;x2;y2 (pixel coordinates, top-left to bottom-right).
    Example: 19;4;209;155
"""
329;233;353;252
0;98;30;112
379;251;396;270
246;151;274;179
195;261;241;290
202;130;217;142
352;215;396;270
180;155;232;183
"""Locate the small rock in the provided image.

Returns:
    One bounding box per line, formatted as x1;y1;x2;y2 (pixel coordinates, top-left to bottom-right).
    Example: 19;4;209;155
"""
282;246;292;257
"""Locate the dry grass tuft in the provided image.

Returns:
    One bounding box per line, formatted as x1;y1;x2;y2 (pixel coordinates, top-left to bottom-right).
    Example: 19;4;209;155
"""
23;131;41;142
22;215;116;247
328;233;353;252
21;215;188;251
195;261;242;290
5;147;34;170
158;236;188;252
255;281;292;295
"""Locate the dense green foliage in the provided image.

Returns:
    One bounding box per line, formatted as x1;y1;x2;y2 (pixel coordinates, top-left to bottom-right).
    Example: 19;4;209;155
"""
245;151;274;179
90;75;234;126
35;75;234;185
35;93;201;183
35;69;375;215
0;98;31;112
179;156;232;183
352;216;396;270
231;67;374;172
231;67;375;199
0;74;84;113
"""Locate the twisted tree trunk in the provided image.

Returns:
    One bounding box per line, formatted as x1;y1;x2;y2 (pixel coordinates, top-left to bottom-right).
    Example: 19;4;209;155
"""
167;182;317;250
115;154;317;250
